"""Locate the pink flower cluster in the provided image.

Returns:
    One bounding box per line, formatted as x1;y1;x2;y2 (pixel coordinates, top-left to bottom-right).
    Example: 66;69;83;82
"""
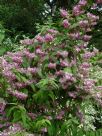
60;9;68;18
62;19;70;28
8;89;28;100
0;100;6;113
59;73;76;89
45;33;54;42
73;0;87;16
35;35;44;43
0;123;23;136
87;13;99;24
47;29;58;35
56;110;65;120
20;38;34;45
79;20;89;28
83;79;95;91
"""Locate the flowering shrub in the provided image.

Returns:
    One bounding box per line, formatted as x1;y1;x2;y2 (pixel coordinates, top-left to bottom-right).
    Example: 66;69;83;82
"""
0;0;102;135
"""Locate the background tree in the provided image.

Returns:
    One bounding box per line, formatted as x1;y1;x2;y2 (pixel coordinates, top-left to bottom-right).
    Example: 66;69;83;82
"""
0;0;101;50
0;0;46;36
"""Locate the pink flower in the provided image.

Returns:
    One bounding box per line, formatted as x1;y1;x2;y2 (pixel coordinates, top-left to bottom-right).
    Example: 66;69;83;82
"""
83;79;95;91
45;33;54;42
91;3;97;10
57;51;68;58
83;52;94;59
15;82;26;89
73;5;85;16
80;62;91;69
69;32;81;40
24;50;36;59
46;116;52;120
0;100;6;112
12;56;23;64
64;73;75;81
72;0;87;16
79;62;91;77
9;90;28;100
47;29;58;35
70;59;76;66
91;22;97;26
60;60;69;67
10;123;23;132
26;80;36;85
79;20;89;28
56;115;63;120
87;13;99;21
75;47;81;52
36;48;45;57
68;92;77;98
97;86;102;90
76;107;84;123
48;63;56;69
55;70;64;76
82;35;92;42
27;67;38;74
79;43;88;49
28;113;37;120
20;39;34;45
35;35;44;43
59;73;75;89
41;127;47;132
79;0;87;6
3;71;16;81
60;9;68;18
0;123;23;135
62;19;70;28
18;68;27;73
56;110;65;120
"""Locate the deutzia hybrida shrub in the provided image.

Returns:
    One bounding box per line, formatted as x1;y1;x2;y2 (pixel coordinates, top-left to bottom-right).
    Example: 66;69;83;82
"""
0;0;102;135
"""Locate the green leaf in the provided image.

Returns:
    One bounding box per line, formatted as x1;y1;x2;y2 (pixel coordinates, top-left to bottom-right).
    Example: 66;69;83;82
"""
7;106;18;117
30;84;36;92
0;47;6;55
13;110;21;122
36;119;51;130
18;105;29;128
0;27;5;43
63;67;72;73
33;90;46;103
48;91;55;101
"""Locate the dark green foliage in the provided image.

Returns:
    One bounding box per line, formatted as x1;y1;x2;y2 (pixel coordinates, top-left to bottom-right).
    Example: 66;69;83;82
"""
90;14;102;51
0;1;46;36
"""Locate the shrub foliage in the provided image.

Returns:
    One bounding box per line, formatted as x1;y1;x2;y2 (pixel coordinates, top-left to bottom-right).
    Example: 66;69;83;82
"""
0;0;102;135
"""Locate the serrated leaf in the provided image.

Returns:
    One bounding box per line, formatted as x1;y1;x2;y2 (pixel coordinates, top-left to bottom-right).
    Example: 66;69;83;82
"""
36;119;51;130
48;91;55;101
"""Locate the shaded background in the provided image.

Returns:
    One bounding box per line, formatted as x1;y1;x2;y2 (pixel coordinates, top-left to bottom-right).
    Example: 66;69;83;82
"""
0;0;102;50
